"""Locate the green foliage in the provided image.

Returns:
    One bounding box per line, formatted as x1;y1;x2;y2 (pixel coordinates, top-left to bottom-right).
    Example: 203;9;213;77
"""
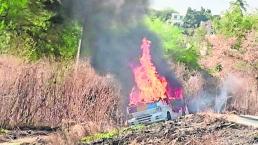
0;29;11;53
255;133;258;142
0;0;8;16
0;0;82;61
193;26;207;44
33;20;82;61
183;7;213;28
81;125;145;144
145;17;199;68
234;0;247;11
82;130;118;143
60;22;82;60
0;128;8;135
213;0;258;49
188;26;211;56
213;3;242;37
145;17;183;53
148;9;177;22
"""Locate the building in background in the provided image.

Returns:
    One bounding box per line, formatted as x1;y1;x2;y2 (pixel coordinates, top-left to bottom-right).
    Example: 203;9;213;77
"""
168;13;184;26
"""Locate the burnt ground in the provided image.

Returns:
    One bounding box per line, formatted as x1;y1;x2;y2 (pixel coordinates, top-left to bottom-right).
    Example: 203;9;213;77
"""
0;113;258;145
82;113;258;145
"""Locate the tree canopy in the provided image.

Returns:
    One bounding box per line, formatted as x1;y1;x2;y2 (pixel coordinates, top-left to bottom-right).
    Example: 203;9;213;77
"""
0;0;82;61
212;0;258;49
148;9;177;22
183;7;212;28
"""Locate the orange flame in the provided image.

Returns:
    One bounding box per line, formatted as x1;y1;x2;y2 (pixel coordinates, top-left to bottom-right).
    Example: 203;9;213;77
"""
129;38;183;106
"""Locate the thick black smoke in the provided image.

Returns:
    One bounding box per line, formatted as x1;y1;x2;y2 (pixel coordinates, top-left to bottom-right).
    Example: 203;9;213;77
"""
61;0;181;105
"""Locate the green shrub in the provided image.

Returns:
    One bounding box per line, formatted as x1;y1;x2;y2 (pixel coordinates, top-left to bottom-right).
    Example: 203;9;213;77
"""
183;7;213;28
0;128;8;135
0;0;82;61
81;125;145;144
145;17;199;69
213;0;258;48
81;130;119;144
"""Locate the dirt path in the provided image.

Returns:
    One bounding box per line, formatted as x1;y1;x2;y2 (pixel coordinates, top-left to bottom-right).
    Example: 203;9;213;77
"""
226;114;258;128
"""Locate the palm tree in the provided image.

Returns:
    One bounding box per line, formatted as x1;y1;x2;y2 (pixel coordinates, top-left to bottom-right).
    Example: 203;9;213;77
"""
235;0;247;11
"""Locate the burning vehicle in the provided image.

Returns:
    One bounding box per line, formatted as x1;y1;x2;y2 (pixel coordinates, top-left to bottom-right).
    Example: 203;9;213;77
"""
127;100;187;125
127;38;187;125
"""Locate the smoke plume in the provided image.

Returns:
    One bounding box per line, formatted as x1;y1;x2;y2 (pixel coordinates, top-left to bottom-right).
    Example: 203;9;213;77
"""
187;74;243;113
61;0;181;105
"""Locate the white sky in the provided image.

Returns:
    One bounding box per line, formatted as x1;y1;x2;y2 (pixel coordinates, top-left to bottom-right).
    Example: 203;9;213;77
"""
149;0;258;15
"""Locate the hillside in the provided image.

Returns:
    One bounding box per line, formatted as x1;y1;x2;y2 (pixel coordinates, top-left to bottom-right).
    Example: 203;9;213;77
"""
0;0;257;145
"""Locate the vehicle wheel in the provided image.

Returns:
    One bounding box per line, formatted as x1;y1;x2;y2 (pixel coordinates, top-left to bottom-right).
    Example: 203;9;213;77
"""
182;110;186;116
182;107;186;116
167;112;172;121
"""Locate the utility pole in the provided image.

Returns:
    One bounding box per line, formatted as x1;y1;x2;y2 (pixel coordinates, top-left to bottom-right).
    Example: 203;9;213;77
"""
75;26;83;69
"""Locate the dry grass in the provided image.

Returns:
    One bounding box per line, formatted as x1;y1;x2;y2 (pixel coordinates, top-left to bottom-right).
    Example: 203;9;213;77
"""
174;31;258;115
0;55;123;132
204;32;258;115
171;63;206;97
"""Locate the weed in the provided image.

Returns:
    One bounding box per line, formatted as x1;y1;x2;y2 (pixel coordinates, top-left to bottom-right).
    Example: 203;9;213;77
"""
253;132;258;142
0;128;8;135
81;125;145;144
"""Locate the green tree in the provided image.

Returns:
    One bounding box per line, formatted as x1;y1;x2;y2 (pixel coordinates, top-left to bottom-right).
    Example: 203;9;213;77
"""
213;0;258;49
234;0;247;11
183;7;213;28
145;17;199;68
148;9;177;22
0;0;82;60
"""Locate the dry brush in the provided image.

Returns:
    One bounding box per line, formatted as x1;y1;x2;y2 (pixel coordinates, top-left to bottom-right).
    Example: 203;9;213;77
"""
0;55;123;133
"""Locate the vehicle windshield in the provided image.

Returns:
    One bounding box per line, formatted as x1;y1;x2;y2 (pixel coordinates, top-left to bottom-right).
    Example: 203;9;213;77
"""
127;102;158;114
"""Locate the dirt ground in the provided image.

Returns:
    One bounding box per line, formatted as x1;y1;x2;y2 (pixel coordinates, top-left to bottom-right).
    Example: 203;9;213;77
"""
82;113;258;145
1;113;257;145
